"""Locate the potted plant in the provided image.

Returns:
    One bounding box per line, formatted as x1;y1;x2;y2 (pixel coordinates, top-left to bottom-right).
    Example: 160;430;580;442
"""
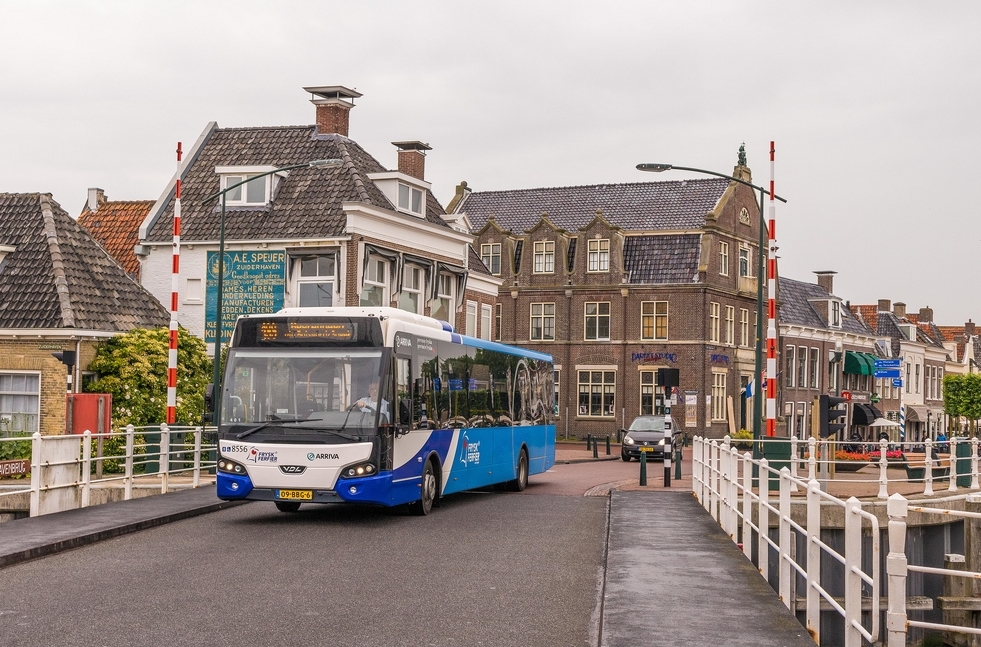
834;449;871;472
730;428;754;451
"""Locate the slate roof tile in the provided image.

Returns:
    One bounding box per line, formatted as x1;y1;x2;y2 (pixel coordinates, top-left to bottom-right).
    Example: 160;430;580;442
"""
0;193;169;331
778;276;873;335
623;235;701;284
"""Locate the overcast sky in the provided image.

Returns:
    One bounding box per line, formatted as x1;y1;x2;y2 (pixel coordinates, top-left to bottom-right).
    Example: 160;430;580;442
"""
2;1;978;326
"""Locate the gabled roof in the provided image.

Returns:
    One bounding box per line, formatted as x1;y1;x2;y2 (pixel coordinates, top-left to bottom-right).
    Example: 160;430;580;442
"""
453;178;731;233
143;127;449;243
78;198;154;277
0;193;169;331
779;276;873;335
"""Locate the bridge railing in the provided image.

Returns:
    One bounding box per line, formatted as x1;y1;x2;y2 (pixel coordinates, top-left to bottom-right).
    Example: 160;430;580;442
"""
693;435;981;647
0;425;217;517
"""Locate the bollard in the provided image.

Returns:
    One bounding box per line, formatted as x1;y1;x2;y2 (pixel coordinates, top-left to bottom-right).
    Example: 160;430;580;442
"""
592;438;598;458
639;448;647;486
606;435;611;455
586;434;592;451
674;444;682;480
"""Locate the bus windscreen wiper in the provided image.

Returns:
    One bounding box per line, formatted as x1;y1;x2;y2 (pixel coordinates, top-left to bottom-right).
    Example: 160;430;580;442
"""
235;417;302;439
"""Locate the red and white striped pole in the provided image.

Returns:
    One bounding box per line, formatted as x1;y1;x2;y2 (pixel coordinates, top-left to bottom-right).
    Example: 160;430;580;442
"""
166;142;182;425
766;141;778;437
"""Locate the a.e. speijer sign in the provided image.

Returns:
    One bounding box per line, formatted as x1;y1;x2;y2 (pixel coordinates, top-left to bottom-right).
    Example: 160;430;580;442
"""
206;251;286;344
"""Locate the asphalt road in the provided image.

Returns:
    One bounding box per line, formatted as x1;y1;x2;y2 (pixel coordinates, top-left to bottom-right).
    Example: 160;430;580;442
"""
0;468;616;647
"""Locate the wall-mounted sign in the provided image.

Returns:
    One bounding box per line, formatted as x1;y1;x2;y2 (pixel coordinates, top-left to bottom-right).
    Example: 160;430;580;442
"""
206;251;286;344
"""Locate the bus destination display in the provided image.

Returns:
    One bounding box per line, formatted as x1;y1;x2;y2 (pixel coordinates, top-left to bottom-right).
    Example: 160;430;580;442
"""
258;321;354;342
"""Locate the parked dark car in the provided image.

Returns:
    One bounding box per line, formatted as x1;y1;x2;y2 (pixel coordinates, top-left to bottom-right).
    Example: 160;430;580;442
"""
621;415;666;461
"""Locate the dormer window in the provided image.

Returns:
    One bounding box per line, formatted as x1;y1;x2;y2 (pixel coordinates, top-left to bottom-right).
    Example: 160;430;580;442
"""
398;182;424;216
830;300;842;327
216;166;280;206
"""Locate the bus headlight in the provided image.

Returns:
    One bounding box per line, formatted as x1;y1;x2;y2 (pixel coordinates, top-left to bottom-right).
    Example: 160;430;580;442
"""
339;462;377;479
218;457;248;475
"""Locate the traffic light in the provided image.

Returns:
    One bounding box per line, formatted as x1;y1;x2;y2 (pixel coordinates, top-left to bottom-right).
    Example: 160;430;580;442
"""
51;350;76;367
818;394;848;438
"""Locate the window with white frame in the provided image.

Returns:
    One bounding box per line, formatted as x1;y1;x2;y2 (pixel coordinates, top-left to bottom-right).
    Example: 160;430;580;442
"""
830;300;842;327
785;345;796;387
0;372;40;434
494;303;502;341
739;308;749;347
360;257;389;307
725;306;735;345
553;369;560;417
480;304;493;341
431;273;454;322
533;241;555;273
719;242;729;276
296;255;336;307
585;302;611;341
711;372;727;420
641;301;668;340
739;246;750;277
221;173;271;206
809;347;819;388
587;239;610;272
466;301;478;336
915;363;921;394
578;370;615;417
480;243;502;275
398;265;424;314
531;303;556;341
709;302;720;343
397;182;424;216
797;346;807;388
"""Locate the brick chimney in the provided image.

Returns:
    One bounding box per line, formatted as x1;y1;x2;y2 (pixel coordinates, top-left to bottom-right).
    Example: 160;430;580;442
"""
877;299;891;312
814;270;836;295
304;85;362;137
894;302;906;318
393;141;431;181
918;306;934;323
966;320;976;336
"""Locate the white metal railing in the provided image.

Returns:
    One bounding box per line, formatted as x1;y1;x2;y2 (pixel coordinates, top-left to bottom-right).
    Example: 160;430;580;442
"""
694;436;880;646
693;435;981;647
0;424;217;517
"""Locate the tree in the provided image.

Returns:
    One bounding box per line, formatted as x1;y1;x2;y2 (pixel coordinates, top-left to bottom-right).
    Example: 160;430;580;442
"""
943;373;981;435
84;326;212;428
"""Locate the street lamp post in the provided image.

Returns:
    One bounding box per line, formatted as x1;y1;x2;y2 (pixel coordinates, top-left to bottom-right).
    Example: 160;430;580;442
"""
201;158;343;424
636;161;787;450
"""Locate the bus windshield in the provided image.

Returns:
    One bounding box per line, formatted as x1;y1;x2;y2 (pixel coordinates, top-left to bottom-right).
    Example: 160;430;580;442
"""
220;347;388;434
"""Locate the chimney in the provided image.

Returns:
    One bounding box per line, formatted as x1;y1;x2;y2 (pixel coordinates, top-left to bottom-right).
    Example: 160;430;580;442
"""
894;302;907;318
918;306;934;323
304;85;362;137
87;188;106;212
877;299;891;312
393;141;432;181
967;320;976;336
814;270;836;295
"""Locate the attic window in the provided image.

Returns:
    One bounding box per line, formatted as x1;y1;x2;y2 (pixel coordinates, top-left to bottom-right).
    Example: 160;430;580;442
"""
830;300;842;328
398;182;424;216
216;166;280;206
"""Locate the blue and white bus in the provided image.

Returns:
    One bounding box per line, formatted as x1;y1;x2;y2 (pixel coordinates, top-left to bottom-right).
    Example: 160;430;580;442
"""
213;307;556;515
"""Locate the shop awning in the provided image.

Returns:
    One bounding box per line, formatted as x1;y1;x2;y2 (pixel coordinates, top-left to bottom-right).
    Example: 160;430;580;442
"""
852;403;882;426
904;405;928;421
844;351;877;375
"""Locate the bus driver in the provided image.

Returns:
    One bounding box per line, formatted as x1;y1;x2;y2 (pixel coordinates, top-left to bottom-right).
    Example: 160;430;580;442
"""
353;379;389;421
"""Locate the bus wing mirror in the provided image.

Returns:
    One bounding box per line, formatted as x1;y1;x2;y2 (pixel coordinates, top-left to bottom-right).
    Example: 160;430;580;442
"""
204;383;215;414
399;399;411;426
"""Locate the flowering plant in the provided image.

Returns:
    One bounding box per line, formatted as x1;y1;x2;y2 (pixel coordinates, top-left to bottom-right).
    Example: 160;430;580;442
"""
869;449;904;460
835;450;871;461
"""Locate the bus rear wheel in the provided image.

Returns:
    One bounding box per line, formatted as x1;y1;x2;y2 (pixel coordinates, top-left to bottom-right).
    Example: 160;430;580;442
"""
410;459;437;516
275;501;301;513
508;448;529;492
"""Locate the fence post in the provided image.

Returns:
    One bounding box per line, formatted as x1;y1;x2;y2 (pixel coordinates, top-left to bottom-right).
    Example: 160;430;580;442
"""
757;457;770;584
878;438;890;500
29;432;41;517
806;479;822;642
124;424;134;500
789;435;799;492
741;452;753;562
973;438;979;490
886;493;909;647
193;427;202;487
949;435;959;492
924;438;935;497
160;423;170;494
778;467;792;611
81;430;92;509
843;496;863;647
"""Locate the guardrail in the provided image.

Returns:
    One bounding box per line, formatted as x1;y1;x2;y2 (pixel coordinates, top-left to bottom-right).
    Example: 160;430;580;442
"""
0;424;217;517
693;435;981;647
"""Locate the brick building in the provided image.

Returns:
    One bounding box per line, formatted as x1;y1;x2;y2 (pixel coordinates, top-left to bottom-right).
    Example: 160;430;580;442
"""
0;193;169;436
137;86;498;354
450;155;763;438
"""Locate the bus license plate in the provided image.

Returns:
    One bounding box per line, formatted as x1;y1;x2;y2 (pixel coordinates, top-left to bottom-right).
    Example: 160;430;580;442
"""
277;489;313;500
639;447;654;452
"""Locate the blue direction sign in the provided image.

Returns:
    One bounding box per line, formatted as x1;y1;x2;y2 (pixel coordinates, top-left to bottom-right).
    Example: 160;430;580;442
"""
875;358;902;369
875;369;901;379
892;378;903;388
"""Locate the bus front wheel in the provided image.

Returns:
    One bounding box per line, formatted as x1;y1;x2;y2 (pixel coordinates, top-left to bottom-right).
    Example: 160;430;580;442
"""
410;459;437;516
508;448;529;492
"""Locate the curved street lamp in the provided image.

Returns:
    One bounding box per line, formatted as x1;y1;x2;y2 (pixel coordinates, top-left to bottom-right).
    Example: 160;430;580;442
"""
202;158;343;423
636;161;787;447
